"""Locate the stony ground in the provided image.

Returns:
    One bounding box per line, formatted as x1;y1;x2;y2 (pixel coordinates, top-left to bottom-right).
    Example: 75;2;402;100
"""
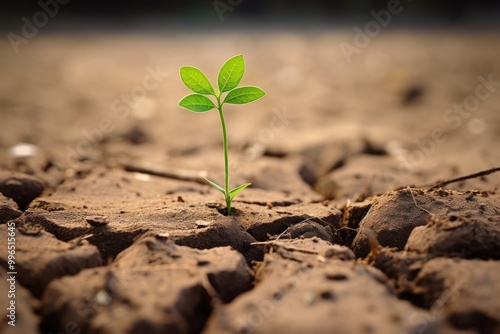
0;29;499;334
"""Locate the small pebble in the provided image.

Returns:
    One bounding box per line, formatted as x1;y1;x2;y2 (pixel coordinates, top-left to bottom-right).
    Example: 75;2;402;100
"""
206;201;222;209
95;290;112;306
133;173;150;182
85;216;109;227
156;232;170;240
8;143;39;158
195;220;211;228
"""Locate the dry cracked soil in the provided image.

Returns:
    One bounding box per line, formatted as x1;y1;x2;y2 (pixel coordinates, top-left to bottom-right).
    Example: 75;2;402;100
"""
1;29;500;334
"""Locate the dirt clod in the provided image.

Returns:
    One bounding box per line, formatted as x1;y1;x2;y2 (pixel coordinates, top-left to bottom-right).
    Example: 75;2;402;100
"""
0;224;101;297
0;193;22;224
0;172;44;210
205;238;438;334
41;235;253;334
411;258;500;333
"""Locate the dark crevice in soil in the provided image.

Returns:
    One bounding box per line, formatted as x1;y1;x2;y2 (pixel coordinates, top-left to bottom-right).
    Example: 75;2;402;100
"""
18;211;147;261
0;174;45;210
179;288;213;334
263;148;288;158
246;215;310;241
235;199;303;207
87;229;148;262
246;213;342;244
173;229;264;265
216;207;230;216
449;311;499;334
361;139;387;156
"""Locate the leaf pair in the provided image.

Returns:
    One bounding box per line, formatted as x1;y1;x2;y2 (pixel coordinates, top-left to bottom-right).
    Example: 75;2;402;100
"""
179;55;265;112
205;178;251;200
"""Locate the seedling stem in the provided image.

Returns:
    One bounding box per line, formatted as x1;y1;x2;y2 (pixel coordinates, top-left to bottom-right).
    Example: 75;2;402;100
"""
215;94;232;214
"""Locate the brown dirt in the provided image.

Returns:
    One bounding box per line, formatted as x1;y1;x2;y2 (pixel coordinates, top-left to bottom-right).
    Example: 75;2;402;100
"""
1;30;500;333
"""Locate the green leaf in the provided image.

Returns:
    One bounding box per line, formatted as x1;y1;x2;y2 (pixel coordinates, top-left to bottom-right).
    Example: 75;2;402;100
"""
218;55;245;93
179;94;216;112
204;178;226;195
180;66;215;95
229;183;251;200
223;86;266;105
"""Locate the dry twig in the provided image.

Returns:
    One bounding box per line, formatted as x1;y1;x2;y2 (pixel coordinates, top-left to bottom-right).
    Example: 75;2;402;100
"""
428;166;500;190
406;187;433;215
120;159;208;184
250;240;319;255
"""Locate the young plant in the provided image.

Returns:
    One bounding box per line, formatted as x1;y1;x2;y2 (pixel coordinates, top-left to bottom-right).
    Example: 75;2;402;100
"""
178;55;265;215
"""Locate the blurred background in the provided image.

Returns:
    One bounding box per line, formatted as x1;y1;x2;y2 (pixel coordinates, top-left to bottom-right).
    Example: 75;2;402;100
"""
0;0;500;24
1;0;499;199
1;0;500;27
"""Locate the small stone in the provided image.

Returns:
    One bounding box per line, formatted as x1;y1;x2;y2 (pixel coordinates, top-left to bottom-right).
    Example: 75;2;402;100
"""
195;220;212;228
156;232;170;240
133;173;150;182
85;216;109;227
95;290;112;306
8;142;39;158
206;201;222;209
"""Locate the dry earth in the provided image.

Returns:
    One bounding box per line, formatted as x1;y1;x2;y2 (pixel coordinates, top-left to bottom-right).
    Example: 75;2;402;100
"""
1;29;500;334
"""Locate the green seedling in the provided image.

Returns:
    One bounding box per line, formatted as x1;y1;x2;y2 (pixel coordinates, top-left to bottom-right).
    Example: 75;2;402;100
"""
178;54;265;215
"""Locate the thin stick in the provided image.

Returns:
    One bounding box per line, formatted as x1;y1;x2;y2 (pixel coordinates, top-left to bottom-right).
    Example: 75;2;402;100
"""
428;167;500;190
68;234;94;249
407;187;433;215
250;241;319;255
120;159;208;184
274;227;290;241
338;226;359;232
